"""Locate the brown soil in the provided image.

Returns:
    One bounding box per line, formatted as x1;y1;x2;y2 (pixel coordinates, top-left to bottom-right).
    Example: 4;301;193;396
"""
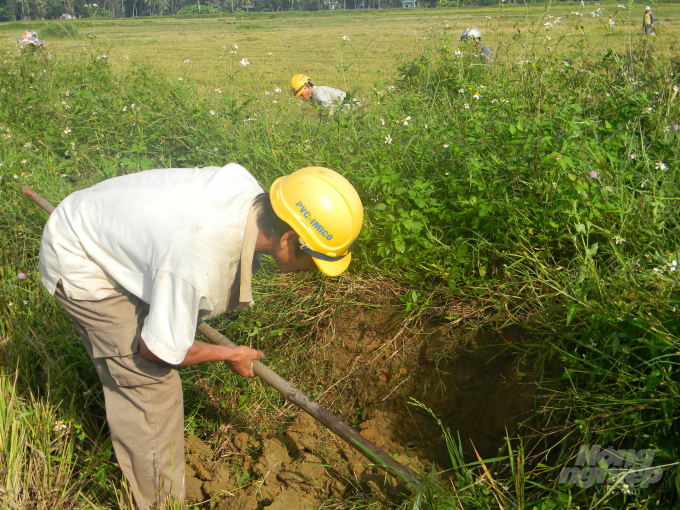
184;413;420;509
185;305;536;509
309;306;536;465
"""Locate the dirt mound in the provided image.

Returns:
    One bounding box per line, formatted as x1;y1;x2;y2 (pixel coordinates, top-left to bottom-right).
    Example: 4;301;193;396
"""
185;412;420;509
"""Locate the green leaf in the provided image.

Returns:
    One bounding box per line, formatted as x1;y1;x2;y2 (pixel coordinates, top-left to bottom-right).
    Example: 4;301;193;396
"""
643;374;660;392
235;470;250;484
566;304;578;326
403;219;423;232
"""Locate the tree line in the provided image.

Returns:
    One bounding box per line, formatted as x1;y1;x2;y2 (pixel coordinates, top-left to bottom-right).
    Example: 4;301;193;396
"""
0;0;616;24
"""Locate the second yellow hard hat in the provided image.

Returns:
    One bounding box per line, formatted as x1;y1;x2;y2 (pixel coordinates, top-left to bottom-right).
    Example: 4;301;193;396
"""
290;74;311;98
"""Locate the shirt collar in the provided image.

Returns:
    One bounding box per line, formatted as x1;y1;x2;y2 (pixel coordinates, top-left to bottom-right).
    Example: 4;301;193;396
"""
236;203;261;307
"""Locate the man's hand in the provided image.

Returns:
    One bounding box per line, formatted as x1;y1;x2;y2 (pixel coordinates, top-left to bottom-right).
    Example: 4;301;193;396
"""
138;336;264;377
222;345;263;378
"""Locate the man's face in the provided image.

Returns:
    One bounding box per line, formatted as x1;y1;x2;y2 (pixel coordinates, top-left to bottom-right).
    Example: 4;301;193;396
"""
271;231;317;273
299;84;314;102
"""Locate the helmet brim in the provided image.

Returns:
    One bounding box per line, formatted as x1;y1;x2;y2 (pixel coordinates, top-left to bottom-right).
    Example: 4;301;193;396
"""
313;251;351;277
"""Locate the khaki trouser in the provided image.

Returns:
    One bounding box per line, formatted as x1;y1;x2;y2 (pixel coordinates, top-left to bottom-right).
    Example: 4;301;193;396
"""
54;282;186;510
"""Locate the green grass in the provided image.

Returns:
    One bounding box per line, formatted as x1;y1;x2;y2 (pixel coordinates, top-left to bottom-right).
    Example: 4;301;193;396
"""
1;4;680;509
3;2;680;95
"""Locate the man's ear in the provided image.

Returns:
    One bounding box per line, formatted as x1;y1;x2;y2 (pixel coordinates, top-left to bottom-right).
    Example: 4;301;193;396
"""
279;230;298;247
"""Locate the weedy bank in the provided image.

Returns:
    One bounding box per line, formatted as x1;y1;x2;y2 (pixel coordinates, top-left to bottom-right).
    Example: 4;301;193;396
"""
1;5;679;510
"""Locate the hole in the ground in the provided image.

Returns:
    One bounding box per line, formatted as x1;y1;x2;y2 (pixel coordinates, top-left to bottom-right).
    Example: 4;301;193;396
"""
184;307;539;509
312;307;537;468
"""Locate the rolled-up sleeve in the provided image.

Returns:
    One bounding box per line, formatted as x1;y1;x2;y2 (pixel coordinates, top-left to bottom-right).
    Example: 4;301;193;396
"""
141;270;214;365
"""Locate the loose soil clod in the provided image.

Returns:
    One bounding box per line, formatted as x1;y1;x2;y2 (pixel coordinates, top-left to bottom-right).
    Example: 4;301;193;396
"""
185;412;417;509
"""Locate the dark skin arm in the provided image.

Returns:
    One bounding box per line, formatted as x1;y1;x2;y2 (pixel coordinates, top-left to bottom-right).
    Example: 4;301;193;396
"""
138;335;264;378
135;228;312;378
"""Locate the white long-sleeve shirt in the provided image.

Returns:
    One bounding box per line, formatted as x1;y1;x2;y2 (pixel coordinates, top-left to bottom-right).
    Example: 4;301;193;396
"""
311;85;347;108
39;163;264;364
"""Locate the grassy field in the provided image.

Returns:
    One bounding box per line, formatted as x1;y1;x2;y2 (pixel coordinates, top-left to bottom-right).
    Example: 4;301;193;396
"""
1;2;679;94
1;3;680;510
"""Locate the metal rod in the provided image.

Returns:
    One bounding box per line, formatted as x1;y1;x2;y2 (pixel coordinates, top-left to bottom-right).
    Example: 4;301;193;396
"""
21;185;421;485
22;185;55;215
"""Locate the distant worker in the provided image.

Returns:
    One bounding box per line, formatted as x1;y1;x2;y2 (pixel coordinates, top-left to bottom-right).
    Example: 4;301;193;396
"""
39;164;363;509
17;30;44;46
290;74;360;112
643;6;655;35
461;26;493;62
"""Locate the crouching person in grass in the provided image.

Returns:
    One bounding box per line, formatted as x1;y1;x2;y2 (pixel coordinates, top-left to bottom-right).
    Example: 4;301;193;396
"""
460;26;493;63
38;164;363;509
290;73;361;113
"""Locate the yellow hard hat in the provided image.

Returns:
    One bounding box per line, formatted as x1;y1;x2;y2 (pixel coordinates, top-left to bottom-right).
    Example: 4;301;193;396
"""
290;74;311;98
270;167;363;277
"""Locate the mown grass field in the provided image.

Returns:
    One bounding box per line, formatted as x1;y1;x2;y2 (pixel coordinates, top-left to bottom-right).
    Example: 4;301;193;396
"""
1;2;680;94
1;3;680;510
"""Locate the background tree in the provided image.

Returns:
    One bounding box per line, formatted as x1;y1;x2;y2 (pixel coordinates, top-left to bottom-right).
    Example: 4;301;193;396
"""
0;0;17;20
